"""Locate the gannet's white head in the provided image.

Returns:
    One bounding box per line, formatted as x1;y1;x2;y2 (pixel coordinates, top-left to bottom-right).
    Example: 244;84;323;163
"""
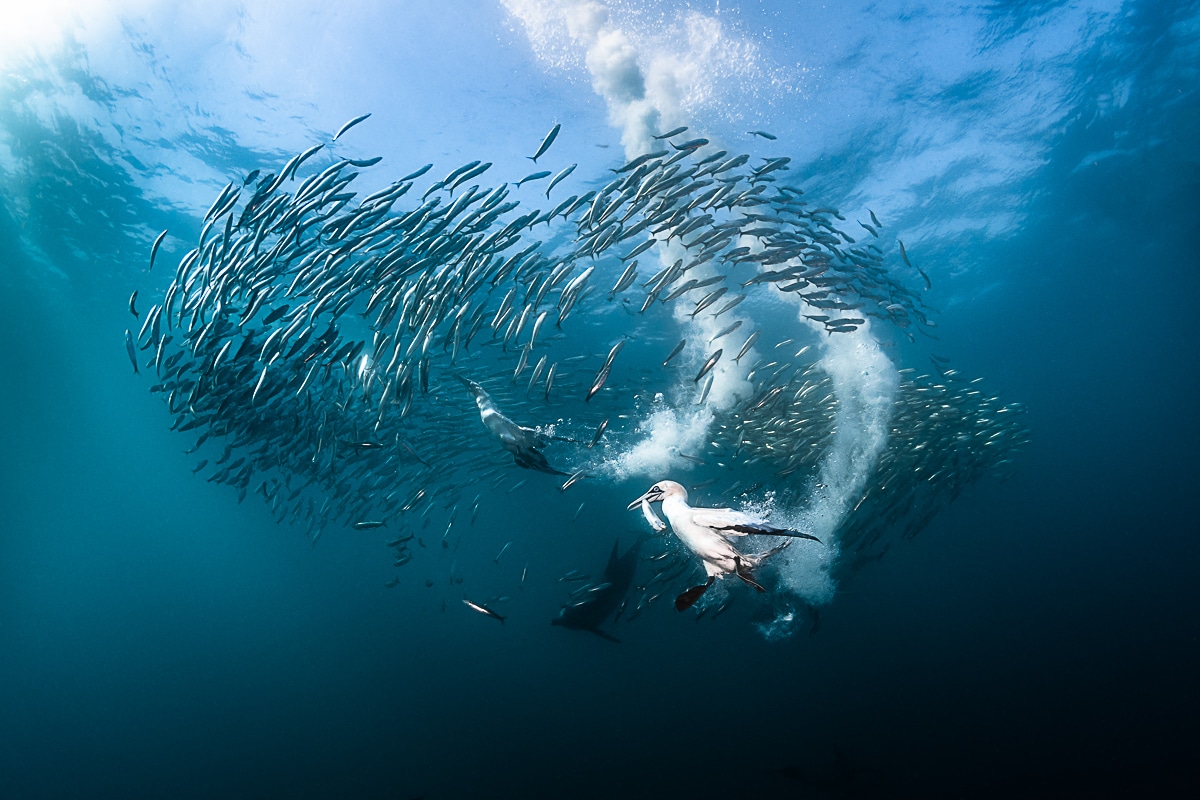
626;480;688;510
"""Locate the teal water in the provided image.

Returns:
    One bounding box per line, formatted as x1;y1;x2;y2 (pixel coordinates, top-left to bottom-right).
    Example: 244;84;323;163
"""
1;2;1197;797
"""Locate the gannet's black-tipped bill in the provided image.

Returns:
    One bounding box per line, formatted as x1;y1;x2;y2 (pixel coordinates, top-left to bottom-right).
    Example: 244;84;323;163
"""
675;577;715;611
626;484;665;510
455;373;482;393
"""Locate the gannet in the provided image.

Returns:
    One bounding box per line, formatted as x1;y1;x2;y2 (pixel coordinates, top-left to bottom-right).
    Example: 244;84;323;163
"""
457;375;568;475
551;537;642;643
627;480;821;611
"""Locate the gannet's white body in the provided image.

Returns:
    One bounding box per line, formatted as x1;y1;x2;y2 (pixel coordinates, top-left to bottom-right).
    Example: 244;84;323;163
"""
628;480;821;610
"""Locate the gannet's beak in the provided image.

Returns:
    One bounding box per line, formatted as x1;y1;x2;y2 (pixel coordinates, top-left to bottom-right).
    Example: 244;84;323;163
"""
627;486;661;510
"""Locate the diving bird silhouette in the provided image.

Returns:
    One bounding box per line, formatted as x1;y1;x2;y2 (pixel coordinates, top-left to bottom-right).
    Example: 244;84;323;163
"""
628;480;822;611
457;374;569;475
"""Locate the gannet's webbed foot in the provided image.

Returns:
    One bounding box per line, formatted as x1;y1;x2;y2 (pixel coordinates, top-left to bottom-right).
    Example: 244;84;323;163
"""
675;576;715;611
734;556;766;592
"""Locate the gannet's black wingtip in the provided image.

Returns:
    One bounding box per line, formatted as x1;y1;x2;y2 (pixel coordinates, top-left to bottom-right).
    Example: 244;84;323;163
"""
723;522;822;543
513;447;570;476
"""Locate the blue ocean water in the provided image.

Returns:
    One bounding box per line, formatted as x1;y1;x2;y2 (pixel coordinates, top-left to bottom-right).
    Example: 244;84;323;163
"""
1;1;1197;798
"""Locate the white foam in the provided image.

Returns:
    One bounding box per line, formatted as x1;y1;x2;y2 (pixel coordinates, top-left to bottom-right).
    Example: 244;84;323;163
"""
501;0;785;157
771;319;898;604
506;0;901;639
602;401;713;481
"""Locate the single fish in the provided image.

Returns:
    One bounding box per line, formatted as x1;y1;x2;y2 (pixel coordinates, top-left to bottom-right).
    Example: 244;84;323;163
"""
662;339;686;366
653;126;688;140
400;163;433;182
463;598;505;623
588;418;609;448
528;123;561;163
545;163;576;197
333;113;371;141
561;469;587;491
694;349;722;383
124;329;139;374
710;320;742;343
735;330;760;363
516;170;552;187
149;229;167;272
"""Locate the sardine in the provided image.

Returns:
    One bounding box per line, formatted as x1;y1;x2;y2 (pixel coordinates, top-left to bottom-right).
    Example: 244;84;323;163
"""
528;123;561;163
694;349;722;383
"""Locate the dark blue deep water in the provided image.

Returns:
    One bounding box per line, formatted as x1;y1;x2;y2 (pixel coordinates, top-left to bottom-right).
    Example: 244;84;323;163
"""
2;2;1197;798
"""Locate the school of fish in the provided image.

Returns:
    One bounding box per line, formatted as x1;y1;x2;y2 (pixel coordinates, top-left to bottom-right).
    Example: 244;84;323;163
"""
124;117;1028;632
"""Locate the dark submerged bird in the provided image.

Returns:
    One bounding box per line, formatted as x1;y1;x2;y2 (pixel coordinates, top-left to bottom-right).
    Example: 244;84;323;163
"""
551;537;642;643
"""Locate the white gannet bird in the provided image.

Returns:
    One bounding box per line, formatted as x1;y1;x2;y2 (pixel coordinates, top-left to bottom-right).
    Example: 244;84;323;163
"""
628;480;821;611
457;374;568;475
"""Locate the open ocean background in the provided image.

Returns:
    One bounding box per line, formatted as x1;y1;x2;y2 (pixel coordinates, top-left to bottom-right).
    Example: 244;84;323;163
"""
1;1;1197;797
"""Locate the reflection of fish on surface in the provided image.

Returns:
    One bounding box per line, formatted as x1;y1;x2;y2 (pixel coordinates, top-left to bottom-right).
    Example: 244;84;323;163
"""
628;480;820;611
551;537;642;643
457;374;568;475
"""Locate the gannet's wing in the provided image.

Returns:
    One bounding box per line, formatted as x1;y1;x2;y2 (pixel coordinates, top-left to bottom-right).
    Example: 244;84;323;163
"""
691;508;822;542
690;507;766;535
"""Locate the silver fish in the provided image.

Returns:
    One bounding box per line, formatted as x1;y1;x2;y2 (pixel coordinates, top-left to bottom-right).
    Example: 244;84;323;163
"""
333;113;371;141
735;330;760;363
528;123;561;163
588;418;608;448
694;349;722;383
663;339;686;366
124;329;139;374
653;126;688;140
545;163;576;197
463;598;505;623
148;229;167;272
